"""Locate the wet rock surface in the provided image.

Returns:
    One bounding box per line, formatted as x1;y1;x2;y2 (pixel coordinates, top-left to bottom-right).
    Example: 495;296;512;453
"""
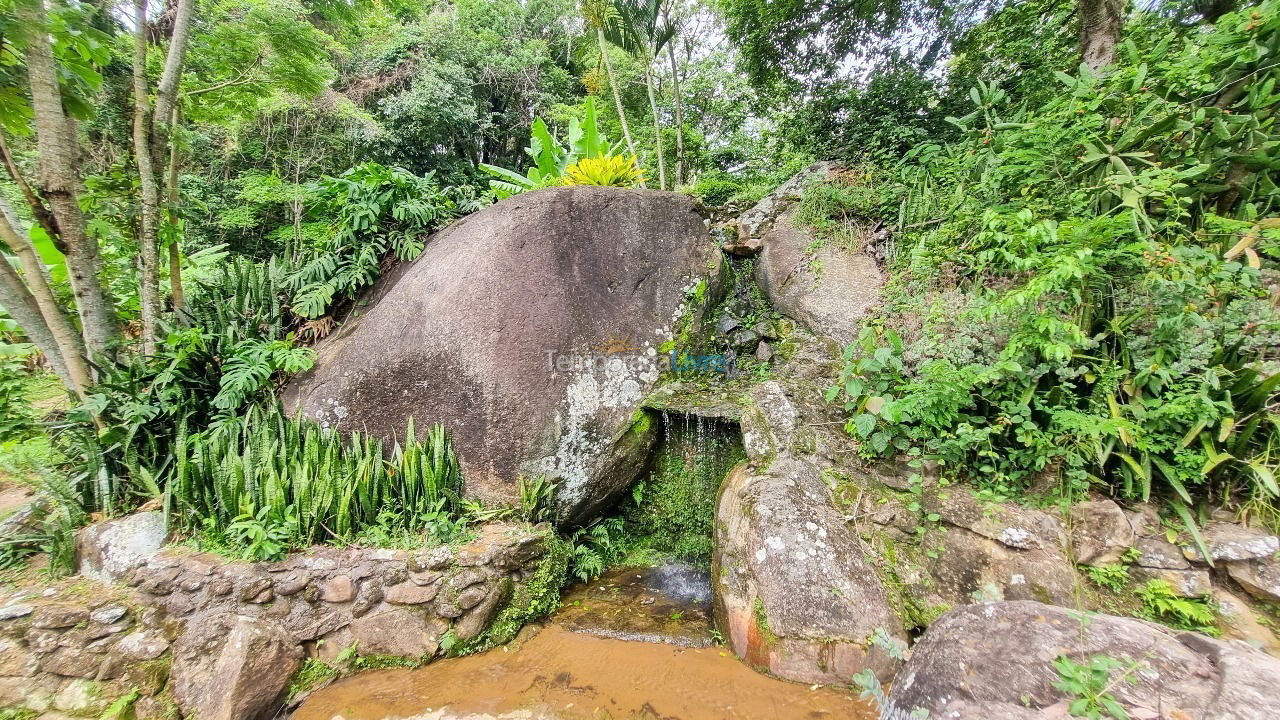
555;563;713;647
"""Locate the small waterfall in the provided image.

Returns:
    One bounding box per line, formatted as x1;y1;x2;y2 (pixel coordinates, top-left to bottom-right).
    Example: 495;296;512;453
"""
625;408;746;569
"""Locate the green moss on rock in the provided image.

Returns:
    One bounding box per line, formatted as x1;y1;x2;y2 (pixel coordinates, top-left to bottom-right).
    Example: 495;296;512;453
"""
459;530;571;653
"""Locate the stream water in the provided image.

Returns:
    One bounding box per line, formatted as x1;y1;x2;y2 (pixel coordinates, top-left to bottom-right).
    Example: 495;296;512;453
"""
294;563;875;720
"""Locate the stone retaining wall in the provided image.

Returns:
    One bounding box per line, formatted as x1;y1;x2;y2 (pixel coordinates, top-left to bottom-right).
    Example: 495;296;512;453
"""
0;516;563;720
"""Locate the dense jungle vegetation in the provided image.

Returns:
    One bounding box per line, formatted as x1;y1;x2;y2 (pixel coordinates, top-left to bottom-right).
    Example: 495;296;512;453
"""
0;0;1277;580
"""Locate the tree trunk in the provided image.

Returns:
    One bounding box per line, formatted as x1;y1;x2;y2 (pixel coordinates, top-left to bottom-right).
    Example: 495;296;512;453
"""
1078;0;1125;71
132;0;163;355
0;127;61;250
0;196;92;399
644;66;666;190
598;28;638;161
665;38;685;187
165;107;185;313
0;258;72;390
153;0;196;133
17;0;118;354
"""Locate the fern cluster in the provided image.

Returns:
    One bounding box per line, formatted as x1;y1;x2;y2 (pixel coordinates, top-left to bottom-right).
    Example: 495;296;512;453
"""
289;162;478;319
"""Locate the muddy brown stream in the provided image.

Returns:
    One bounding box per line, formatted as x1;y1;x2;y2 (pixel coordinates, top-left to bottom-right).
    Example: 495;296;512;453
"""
294;565;875;720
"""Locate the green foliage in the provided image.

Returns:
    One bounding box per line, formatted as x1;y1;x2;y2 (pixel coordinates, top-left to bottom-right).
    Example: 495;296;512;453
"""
852;668;887;709
560;154;645;188
622;432;746;567
828;5;1280;520
1080;563;1130;592
51;256;308;517
480;98;621;197
783;65;948;162
517;476;558;524
290;162;473;319
172;403;464;552
942;0;1077;114
0;342;37;443
1051;655;1132;720
460;530;571;653
225;505;298;562
719;0;994;89
567;516;627;582
98;689;139;720
0;0;111;132
1136;579;1217;632
213;338;314;411
691;173;744;206
287;657;341;701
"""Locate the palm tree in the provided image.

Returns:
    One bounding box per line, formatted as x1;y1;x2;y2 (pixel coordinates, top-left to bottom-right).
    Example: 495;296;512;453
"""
608;0;675;189
661;0;686;187
580;0;639;163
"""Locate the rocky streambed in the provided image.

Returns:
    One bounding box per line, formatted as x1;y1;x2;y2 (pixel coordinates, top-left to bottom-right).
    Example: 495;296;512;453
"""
293;564;875;720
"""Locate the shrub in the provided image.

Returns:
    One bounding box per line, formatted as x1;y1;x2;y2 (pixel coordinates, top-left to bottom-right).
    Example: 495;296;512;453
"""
0;343;36;443
171;403;463;550
560;155;645;188
289;162;470;319
692;174;744;206
480;98;620;197
827;5;1280;528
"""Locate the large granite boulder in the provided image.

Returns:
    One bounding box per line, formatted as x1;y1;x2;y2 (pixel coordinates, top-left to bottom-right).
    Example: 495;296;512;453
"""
737;161;881;345
284;187;722;523
883;601;1280;720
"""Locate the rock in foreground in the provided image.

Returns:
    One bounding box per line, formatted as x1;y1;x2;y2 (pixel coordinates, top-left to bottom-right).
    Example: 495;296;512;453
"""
285;187;721;523
715;459;904;685
884;600;1280;720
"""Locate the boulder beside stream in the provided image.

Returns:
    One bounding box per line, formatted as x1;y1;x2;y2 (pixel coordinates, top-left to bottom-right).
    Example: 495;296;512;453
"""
284;186;723;523
883;600;1280;720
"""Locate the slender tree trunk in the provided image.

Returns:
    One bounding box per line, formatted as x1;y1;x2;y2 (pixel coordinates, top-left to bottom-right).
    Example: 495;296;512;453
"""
132;0;163;354
0;127;61;250
1078;0;1125;71
665;39;685;187
165;107;185;313
598;28;638;161
0;197;92;400
153;0;196;131
17;0;118;354
643;65;666;190
0;259;72;389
